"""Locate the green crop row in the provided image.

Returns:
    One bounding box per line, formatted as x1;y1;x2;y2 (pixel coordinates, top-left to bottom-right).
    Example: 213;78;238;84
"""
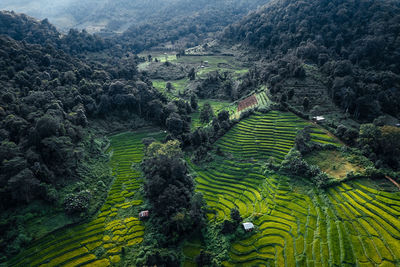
188;112;400;266
8;130;165;266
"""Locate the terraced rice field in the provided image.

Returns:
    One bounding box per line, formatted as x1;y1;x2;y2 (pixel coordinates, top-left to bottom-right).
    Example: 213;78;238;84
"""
217;111;340;161
256;91;271;108
221;176;400;267
191;111;400;266
8;129;165;267
233;89;272;119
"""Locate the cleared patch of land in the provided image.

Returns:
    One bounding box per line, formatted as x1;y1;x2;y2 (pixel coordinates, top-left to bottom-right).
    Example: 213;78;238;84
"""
191;99;234;130
305;150;365;179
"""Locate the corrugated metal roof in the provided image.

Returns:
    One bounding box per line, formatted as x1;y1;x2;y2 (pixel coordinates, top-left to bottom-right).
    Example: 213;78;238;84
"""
243;222;254;230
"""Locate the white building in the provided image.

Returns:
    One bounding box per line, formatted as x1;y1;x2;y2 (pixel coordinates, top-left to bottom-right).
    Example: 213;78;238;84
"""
312;116;326;123
243;222;254;232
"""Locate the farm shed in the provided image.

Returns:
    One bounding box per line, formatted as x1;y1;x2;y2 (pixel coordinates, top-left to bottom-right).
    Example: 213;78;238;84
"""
139;210;149;219
243;222;254;232
312;116;326;123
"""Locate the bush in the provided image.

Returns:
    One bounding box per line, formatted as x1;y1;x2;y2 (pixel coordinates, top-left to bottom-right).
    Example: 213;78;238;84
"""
63;190;91;214
280;148;311;177
312;172;330;188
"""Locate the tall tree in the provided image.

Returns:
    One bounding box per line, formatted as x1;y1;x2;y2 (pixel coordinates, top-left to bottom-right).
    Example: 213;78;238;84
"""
200;103;213;123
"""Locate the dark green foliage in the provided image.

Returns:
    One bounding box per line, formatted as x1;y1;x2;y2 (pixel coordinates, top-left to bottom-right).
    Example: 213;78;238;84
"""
230;208;242;225
35;115;60;139
221;208;242;235
280;93;287;103
223;0;400;121
190;95;198;110
142;141;205;243
217;110;230;122
295;128;312;154
358;124;400;170
63;190;91;214
195;71;235;100
358;124;381;156
221;220;237;235
280;149;313;178
135;247;181;267
120;0;269;52
166;82;173;92
280;148;328;188
200;103;214;124
335;124;358;146
0;14;193;260
188;68;196;81
302;97;310;111
0;11;111;55
195;250;212;267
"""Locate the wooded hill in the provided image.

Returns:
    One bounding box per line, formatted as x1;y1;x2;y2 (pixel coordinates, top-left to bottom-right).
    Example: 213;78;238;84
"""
222;0;400;121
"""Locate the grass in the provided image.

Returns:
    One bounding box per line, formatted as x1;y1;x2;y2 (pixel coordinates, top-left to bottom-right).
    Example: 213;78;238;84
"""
7;129;166;267
176;55;248;79
182;236;204;267
305;150;365;179
191;99;234;129
152;78;189;100
140;53;248;80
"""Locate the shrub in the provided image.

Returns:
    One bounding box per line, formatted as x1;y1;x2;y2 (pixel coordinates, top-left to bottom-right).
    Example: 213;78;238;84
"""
63;190;91;214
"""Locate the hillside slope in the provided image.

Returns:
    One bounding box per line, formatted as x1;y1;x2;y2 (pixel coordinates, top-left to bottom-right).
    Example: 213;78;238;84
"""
1;0;270;52
222;0;400;121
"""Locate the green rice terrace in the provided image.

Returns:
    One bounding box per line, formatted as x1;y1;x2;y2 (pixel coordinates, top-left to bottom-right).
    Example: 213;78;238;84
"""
217;111;340;161
7;112;400;267
189;111;400;266
8;129;165;267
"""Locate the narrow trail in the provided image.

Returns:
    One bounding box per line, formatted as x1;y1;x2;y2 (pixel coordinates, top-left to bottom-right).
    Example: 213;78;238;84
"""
386;176;400;191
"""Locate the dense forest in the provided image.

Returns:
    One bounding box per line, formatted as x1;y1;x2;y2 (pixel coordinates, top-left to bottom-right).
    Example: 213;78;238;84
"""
0;11;197;258
1;0;270;52
223;0;400;121
120;0;269;51
0;11;111;54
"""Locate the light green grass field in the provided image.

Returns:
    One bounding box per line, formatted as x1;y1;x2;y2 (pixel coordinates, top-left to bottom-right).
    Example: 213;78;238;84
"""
178;56;248;79
191;99;235;130
152;78;189;100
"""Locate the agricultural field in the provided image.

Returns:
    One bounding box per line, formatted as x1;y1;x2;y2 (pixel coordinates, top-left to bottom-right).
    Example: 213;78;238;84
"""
189;111;400;266
182;235;204;267
176;55;249;79
191;99;235;130
152;78;189;100
7;129;165;267
217;111;340;161
232;87;272;119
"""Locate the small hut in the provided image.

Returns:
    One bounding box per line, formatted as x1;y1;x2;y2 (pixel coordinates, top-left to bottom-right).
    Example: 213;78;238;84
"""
243;222;254;232
139;210;149;219
312;116;326;123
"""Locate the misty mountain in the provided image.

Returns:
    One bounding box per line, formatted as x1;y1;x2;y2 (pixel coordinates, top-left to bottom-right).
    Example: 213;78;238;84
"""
0;0;269;35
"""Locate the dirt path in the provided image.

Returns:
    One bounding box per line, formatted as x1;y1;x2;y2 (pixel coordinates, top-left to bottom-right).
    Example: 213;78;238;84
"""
385;175;400;191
